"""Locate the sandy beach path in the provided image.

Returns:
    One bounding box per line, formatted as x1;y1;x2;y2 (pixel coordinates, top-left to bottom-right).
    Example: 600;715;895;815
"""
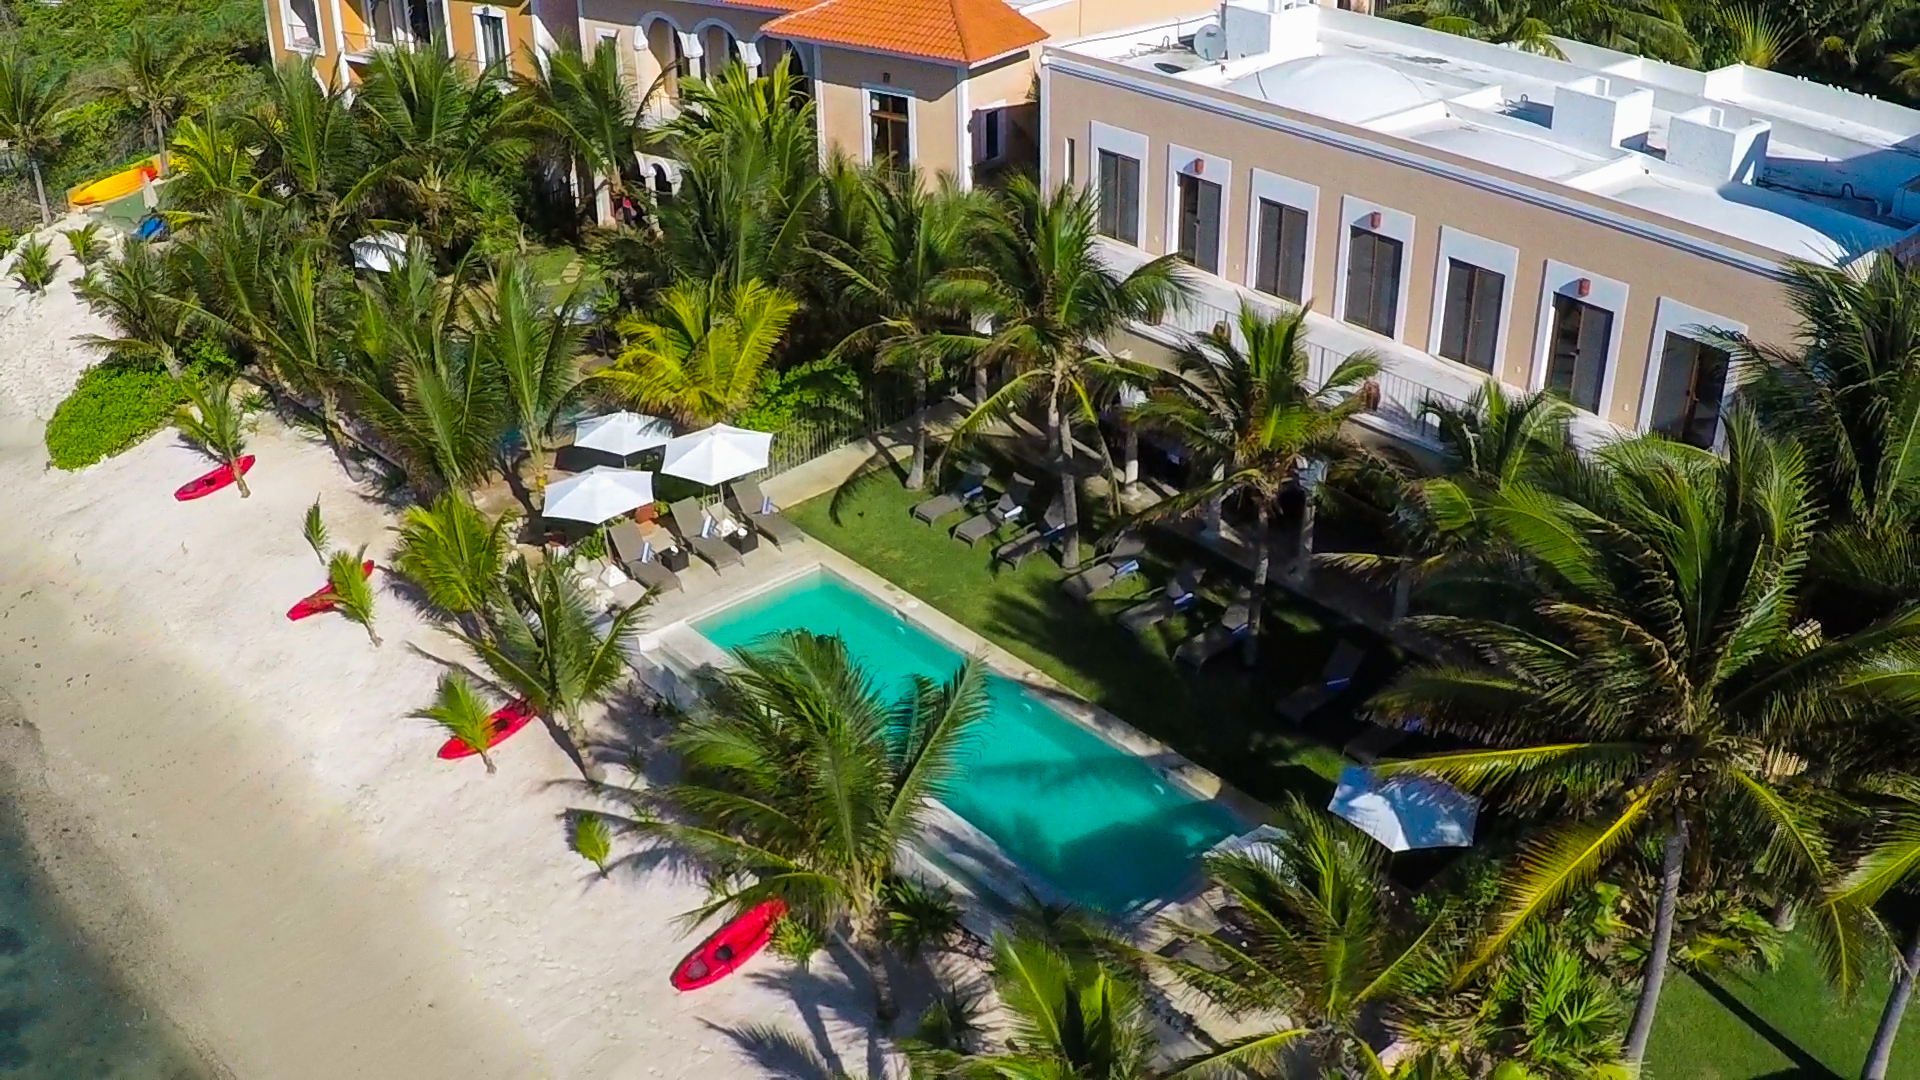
0;412;882;1079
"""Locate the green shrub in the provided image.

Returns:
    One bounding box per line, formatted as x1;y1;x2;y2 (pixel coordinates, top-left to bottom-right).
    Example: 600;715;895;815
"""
61;222;104;266
44;364;184;469
12;237;54;294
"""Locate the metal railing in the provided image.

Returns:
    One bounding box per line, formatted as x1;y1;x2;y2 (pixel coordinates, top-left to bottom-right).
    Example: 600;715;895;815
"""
752;385;921;481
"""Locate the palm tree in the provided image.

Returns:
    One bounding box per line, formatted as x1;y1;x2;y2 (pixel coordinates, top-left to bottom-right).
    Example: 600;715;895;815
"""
1814;780;1920;1080
244;61;370;227
907;933;1159;1078
328;547;381;646
97;26;204;175
418;673;499;772
1127;303;1379;663
76;244;199;376
175;373;257;498
0;48;78;224
455;556;642;761
471;254;587;498
391;491;516;637
1385;0;1697;62
1148;797;1448;1078
167;111;261;211
518;39;647;222
1373;416;1920;1066
598;276;797;428
571;812;614;876
620;631;991;1024
817;166;984;490
944;178;1191;569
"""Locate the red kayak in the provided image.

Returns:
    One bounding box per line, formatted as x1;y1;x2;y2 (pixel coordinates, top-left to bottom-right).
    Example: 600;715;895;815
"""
287;561;376;621
174;455;255;501
437;699;537;760
671;899;786;991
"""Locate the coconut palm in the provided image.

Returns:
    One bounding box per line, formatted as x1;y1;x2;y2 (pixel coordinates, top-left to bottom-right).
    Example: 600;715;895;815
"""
1812;782;1920;1080
78;243;200;377
9;237;53;294
418;673;499;772
518;39;647;222
1373;416;1920;1066
61;222;104;266
454;556;642;760
598;276;797;428
817;166;985;490
167;111;261;211
244;61;370;227
619;631;991;1024
175;372;257;498
391;491;516;635
1385;0;1697;62
97;26;205;175
303;498;329;564
327;546;381;646
944;178;1191;569
0;48;78;224
1147;797;1449;1078
471;254;587;498
1126;303;1379;663
571;812;614;876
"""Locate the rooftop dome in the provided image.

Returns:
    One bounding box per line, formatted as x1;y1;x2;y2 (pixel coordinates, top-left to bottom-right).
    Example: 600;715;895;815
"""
1228;54;1443;125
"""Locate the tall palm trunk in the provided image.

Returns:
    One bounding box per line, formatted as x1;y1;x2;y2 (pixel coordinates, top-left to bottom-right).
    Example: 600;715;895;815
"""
1292;483;1317;586
1864;924;1920;1080
1050;395;1081;570
1625;812;1688;1064
973;363;988;407
1243;503;1270;667
28;158;49;225
906;365;928;490
152;108;170;175
230;453;251;498
838;922;898;1027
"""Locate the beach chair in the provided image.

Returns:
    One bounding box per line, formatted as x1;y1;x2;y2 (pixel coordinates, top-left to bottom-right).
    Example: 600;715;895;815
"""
1118;563;1208;633
910;462;991;524
953;474;1034;545
1276;640;1367;721
1061;533;1148;601
668;498;744;570
706;501;760;554
727;477;805;547
993;501;1069;568
1174;596;1253;669
1344;714;1420;763
606;520;683;594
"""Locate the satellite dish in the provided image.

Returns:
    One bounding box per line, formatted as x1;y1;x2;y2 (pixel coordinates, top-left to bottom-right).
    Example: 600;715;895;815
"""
1193;22;1226;62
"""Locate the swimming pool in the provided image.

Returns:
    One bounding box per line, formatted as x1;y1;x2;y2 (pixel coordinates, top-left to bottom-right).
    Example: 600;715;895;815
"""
693;570;1242;914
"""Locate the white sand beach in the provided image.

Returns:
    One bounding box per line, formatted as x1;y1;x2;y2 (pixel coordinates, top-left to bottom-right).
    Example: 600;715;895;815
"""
0;277;884;1077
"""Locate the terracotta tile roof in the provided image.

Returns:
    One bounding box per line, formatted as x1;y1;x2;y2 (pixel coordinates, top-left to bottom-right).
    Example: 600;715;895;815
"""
762;0;1045;65
719;0;813;13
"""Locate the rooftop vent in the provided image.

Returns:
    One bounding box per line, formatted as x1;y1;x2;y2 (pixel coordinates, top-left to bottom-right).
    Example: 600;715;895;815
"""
1666;105;1770;184
1550;76;1654;153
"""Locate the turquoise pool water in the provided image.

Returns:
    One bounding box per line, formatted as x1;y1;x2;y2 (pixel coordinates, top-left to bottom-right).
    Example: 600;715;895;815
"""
694;571;1242;913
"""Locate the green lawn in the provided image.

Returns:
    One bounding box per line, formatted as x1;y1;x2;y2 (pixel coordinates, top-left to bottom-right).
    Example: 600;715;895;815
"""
789;468;1920;1080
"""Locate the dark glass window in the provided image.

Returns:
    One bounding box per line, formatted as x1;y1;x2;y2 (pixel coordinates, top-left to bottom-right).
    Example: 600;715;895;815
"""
1546;293;1615;412
1438;259;1505;372
869;91;910;170
1344;226;1403;337
1096;150;1139;245
1253;199;1309;304
1650;332;1731;448
1176;173;1222;274
477;13;507;67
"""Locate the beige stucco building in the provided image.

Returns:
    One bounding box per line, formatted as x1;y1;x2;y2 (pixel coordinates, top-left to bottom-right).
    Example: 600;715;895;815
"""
1045;4;1920;452
265;0;570;81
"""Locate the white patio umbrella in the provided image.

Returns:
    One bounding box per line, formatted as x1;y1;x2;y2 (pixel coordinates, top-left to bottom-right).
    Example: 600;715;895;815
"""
573;412;673;460
1327;765;1479;852
541;466;656;524
659;423;773;486
350;231;411;272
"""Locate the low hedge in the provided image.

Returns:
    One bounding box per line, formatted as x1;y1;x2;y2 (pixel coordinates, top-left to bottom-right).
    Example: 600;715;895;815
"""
45;364;184;470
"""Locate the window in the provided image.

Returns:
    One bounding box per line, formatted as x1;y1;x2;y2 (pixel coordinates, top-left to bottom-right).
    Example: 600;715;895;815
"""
1096;150;1139;245
1253;199;1308;303
477;12;508;68
869;91;910;170
1546;293;1614;412
1650;333;1730;448
406;0;442;44
1064;138;1076;185
367;0;400;45
1438;259;1505;372
1175;173;1222;274
284;0;322;48
981;109;1004;163
1344;226;1403;337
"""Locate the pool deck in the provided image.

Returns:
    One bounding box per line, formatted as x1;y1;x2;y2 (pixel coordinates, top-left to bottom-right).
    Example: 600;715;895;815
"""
618;530;1275;930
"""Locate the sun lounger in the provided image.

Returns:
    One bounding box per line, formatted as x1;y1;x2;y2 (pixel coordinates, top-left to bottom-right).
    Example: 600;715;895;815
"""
1061;533;1148;601
728;478;805;547
668;498;744;570
606;521;683;593
993;502;1069;568
1277;640;1367;721
1344;715;1421;764
1175;596;1253;669
1118;563;1207;633
953;474;1034;545
911;462;991;524
706;502;760;554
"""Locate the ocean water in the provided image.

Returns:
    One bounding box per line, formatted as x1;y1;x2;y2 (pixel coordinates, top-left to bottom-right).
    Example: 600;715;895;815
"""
695;570;1243;913
0;749;208;1078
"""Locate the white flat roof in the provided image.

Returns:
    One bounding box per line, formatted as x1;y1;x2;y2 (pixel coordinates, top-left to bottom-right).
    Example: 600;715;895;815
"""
1064;5;1920;265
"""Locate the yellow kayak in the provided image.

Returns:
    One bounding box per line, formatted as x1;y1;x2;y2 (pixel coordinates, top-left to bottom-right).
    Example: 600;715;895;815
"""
68;162;157;207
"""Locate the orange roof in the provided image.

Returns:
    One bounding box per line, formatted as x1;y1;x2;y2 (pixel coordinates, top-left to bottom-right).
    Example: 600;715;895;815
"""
762;0;1045;65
